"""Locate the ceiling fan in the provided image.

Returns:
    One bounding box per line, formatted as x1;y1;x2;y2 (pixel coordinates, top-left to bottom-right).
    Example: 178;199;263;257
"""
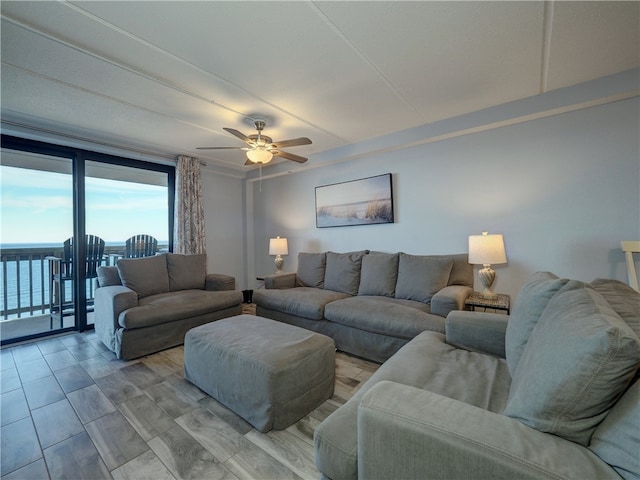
197;120;312;165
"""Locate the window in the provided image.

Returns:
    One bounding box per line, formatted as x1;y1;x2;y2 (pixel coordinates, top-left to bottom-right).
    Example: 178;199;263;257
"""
0;135;175;344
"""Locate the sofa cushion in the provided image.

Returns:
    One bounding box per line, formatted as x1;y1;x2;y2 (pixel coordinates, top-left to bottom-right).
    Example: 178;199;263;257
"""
505;271;569;377
325;296;442;340
166;253;206;291
324;251;367;295
297;252;327;288
97;266;121;287
589;379;640;480
358;253;399;297
119;289;242;329
444;253;474;287
395;253;453;303
117;254;169;298
252;287;351;320
503;281;640;446
591;278;640;335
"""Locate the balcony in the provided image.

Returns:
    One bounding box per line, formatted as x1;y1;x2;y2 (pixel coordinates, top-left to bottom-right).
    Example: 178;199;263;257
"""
0;244;166;343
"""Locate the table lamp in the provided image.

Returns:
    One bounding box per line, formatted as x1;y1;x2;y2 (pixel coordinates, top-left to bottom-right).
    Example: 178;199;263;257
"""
269;236;288;273
468;231;507;299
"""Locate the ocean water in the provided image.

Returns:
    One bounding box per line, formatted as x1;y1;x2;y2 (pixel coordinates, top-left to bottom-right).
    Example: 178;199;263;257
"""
0;254;56;320
0;242;143;321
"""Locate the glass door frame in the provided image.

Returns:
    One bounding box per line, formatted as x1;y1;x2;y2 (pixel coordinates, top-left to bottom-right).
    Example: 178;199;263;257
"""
1;134;175;337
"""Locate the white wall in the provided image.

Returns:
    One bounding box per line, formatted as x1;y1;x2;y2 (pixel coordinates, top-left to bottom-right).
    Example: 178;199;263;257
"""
201;169;245;285
248;96;640;300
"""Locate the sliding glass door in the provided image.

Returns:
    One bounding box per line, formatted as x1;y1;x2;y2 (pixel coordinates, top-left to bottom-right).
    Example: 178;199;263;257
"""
0;135;174;343
83;160;170;327
0;149;74;341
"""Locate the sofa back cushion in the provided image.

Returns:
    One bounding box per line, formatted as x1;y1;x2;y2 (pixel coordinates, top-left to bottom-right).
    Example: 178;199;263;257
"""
97;266;122;287
589;378;640;479
445;253;474;287
166;253;206;291
395;253;453;303
358;252;399;297
117;254;169;298
503;281;640;446
297;252;327;288
505;271;569;377
591;278;640;335
324;251;367;295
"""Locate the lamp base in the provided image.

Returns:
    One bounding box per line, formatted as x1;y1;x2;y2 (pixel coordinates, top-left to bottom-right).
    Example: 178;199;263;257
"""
478;264;497;299
274;255;284;273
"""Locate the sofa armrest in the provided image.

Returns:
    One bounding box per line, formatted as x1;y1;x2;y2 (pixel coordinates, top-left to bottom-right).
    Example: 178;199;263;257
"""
358;381;617;480
264;272;297;289
94;286;138;350
445;310;508;358
205;273;236;291
431;285;473;317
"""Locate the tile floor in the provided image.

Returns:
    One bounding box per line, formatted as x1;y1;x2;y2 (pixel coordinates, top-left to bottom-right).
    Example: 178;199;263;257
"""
0;324;379;479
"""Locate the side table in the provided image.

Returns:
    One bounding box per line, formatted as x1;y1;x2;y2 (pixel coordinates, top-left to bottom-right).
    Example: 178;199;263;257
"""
465;292;510;315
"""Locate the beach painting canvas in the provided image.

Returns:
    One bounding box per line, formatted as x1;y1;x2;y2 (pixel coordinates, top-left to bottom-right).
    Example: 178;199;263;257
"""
315;174;394;228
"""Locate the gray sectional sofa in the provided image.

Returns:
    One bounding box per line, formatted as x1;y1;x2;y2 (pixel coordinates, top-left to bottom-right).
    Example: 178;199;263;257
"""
314;273;640;480
254;250;473;363
94;253;242;360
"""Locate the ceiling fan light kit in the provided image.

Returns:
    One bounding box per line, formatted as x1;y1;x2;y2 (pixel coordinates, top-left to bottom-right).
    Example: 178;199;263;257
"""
246;147;273;164
197;119;312;166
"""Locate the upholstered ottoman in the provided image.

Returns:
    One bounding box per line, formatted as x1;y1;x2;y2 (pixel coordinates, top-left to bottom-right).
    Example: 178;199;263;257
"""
184;315;336;432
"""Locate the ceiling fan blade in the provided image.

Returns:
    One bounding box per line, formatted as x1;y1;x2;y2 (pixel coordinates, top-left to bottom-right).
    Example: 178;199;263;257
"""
196;146;246;150
272;150;308;163
270;137;312;149
223;127;252;143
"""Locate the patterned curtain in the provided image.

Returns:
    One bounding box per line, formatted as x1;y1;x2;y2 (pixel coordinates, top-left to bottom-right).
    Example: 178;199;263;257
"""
174;155;206;254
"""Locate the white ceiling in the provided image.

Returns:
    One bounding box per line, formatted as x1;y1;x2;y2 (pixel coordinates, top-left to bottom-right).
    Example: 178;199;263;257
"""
1;1;638;173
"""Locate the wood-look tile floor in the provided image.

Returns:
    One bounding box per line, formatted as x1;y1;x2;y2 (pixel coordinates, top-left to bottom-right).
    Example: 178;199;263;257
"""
0;311;379;479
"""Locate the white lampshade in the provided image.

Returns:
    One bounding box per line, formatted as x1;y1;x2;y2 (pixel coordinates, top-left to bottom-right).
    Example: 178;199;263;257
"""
468;232;507;265
269;236;288;256
246;147;273;164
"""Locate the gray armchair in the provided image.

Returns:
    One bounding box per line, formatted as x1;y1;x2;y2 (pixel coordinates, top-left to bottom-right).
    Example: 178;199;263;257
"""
314;274;640;480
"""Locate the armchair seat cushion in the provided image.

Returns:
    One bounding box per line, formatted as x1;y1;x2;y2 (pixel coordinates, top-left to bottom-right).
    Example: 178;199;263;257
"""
119;290;242;329
324;296;442;340
252;287;350;320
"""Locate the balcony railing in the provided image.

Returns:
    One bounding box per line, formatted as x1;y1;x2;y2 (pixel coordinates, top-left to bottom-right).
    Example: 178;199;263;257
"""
0;245;166;321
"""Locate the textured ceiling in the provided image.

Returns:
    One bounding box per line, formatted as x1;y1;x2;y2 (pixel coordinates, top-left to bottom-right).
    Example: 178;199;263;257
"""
1;1;638;172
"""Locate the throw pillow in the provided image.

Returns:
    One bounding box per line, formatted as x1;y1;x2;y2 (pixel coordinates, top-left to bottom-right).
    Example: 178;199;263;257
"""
117;254;169;298
97;266;121;287
395;253;453;303
166;253;206;291
296;252;327;288
358;252;399;297
503;281;640;446
505;271;569;377
324;251;367;295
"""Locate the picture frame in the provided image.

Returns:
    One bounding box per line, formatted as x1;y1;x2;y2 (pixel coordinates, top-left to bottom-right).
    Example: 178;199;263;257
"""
315;173;394;228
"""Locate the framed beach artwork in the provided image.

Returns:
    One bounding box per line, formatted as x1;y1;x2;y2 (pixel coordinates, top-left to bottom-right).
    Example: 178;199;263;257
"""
315;173;394;228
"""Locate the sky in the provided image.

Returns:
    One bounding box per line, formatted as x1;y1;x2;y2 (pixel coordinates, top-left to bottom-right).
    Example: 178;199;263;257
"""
1;166;169;245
